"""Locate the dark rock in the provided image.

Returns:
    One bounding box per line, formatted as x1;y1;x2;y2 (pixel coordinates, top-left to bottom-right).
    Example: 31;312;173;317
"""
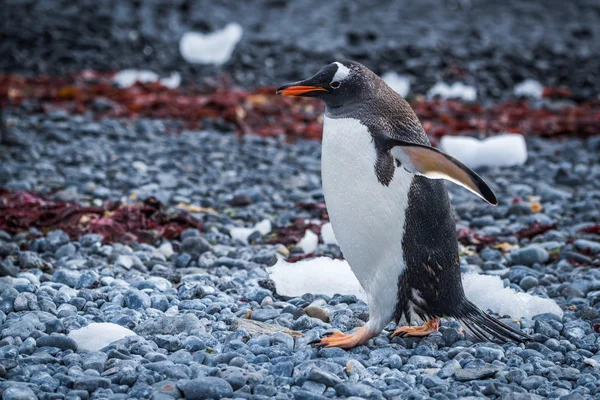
454;368;496;381
335;382;382;398
307;369;342;387
178;377;233;399
180;236;211;257
36;335;78;351
124;289;151;310
230;195;252;207
250;308;280;322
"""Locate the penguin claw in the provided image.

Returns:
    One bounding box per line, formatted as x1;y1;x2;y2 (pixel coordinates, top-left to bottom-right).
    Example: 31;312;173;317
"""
308;340;327;349
305;327;374;349
390;318;440;340
388;331;406;339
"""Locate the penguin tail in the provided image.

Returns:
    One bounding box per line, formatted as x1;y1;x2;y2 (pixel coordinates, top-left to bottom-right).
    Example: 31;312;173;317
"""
453;300;531;343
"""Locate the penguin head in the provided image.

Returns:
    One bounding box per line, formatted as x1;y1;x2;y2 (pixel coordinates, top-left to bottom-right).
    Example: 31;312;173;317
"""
277;60;375;108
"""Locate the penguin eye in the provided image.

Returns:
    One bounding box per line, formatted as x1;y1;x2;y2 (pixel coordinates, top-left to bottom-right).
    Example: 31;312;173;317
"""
330;81;341;89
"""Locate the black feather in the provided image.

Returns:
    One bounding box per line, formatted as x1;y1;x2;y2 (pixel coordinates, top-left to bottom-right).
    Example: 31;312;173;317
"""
454;300;531;343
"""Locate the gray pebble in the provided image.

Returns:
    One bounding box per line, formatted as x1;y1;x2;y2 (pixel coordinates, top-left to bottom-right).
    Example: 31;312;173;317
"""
178;377;233;399
510;246;549;266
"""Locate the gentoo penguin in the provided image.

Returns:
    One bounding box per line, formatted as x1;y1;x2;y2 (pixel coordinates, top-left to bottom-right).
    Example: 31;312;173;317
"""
277;61;530;348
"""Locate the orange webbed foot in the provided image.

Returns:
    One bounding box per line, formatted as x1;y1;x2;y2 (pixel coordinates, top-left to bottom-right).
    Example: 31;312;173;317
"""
309;326;374;349
390;317;440;339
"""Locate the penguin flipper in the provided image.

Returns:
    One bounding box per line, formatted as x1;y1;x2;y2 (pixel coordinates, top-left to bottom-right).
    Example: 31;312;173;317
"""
385;138;498;205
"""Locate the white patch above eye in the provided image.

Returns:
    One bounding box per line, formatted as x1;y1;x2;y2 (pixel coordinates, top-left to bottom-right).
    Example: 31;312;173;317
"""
332;62;350;82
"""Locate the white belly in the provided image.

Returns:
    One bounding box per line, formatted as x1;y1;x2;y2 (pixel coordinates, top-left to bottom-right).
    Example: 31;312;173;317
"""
322;116;414;331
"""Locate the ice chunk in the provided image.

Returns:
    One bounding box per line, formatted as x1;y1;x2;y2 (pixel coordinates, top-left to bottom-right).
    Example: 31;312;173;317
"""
254;219;272;236
113;69;158;88
268;257;562;319
381;72;411;97
159;72;182;89
68;323;137;352
113;70;181;89
321;222;338;245
440;134;527;169
462;273;563;319
180;23;243;65
267;257;366;301
428;82;477;101
229;219;271;244
514;79;543;99
157;241;174;257
298;229;318;254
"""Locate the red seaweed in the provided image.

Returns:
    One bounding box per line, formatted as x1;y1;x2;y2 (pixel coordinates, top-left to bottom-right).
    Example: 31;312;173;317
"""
578;225;600;235
0;189;202;244
456;227;497;250
516;223;558;240
268;218;322;246
2;73;599;142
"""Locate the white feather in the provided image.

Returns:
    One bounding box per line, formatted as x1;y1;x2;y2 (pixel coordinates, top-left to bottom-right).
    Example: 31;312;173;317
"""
332;62;351;82
322;116;413;333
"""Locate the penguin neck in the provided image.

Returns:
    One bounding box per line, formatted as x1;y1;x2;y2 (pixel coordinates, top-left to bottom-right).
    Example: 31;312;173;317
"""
325;101;364;120
325;97;429;146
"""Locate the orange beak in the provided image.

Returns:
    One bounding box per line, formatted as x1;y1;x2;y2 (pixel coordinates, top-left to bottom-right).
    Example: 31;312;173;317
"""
276;85;328;96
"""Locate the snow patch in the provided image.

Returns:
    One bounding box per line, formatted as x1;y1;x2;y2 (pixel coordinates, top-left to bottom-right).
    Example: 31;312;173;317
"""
180;23;243;65
381;72;411;97
462;273;563;319
440;134;527;169
298;229;318;254
229;219;271;244
68;323;137;352
267;257;366;301
514;79;544;99
113;70;181;89
268;257;562;319
428;82;477;101
321;222;338;245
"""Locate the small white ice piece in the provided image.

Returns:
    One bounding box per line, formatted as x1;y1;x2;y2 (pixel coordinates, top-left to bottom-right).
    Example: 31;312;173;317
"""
320;222;338;245
267;257;366;300
68;323;137;352
298;229;318;254
229;219;271;244
514;79;544;99
440;134;527;169
462;273;563;319
427;82;477;101
157;241;174;257
159;72;182;89
113;69;159;88
180;23;243;65
113;70;181;89
381;72;411;97
254;219;272;236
